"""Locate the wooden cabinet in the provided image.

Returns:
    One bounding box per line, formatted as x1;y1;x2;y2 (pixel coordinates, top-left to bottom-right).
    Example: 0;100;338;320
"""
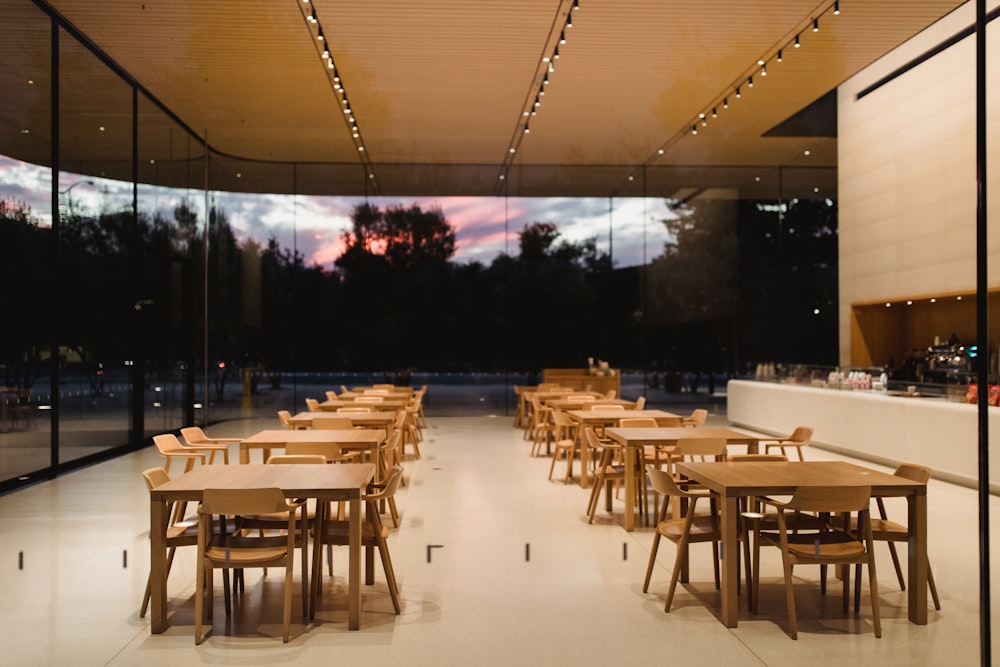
542;368;620;396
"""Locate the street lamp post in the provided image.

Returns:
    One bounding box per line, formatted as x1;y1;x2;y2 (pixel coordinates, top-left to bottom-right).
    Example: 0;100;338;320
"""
58;179;95;217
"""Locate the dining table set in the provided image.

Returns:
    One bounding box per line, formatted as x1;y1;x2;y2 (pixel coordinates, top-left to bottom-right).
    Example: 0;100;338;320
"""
513;383;932;635
146;383;425;640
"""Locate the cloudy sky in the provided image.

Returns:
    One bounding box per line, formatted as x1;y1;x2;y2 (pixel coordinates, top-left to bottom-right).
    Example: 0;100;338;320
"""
0;155;674;268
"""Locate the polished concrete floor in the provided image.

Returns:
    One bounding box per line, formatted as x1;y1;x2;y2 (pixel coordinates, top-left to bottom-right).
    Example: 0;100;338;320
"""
0;409;996;666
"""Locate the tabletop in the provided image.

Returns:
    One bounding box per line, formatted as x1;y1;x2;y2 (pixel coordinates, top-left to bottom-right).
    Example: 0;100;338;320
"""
288;410;397;429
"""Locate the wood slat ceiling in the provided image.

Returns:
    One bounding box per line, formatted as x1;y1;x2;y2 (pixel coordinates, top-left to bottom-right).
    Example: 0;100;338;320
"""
1;0;967;197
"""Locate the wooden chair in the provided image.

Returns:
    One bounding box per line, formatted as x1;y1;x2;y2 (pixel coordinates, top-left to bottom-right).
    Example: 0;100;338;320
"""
375;431;404;526
305;397;321;412
838;463;941;610
311;465;405;617
755;485;881;639
585;427;645;524
682;408;708;427
277;410;294;429
325;391;339;401
633;396;646;410
642;465;721;612
179;426;235;465
194;488;306;644
152;433;205;474
139;467;200;618
414;385;428;428
760;426;814;461
401;404;422;459
546;410;578;483
529;396;555;457
727;453;792;612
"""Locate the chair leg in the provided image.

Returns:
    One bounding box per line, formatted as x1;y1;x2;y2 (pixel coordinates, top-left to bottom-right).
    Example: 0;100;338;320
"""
867;560;882;638
928;561;941;610
781;557;798;639
586;474;603;523
643;531;663;593
886;542;906;590
283;555;294;642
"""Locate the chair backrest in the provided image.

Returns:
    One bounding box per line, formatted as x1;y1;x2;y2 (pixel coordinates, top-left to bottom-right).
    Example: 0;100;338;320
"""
588;403;624;411
784;485;871;513
728;453;788;462
365;389;390;395
603;390;616;399
634;396;646;410
674;437;727;459
355;396;384;403
657;416;684;427
366;465;404;501
179;426;207;444
568;395;595;401
646;465;695;498
312;416;355;429
788;426;814;443
894;463;931;484
153;433;183;453
325;391;339;401
200;487;290;516
373;384;395;390
142;466;171;491
305;398;320;411
285;441;349;461
619;417;658;428
277;410;293;428
685;409;709;426
584;426;618;452
265;454;327;464
552;410;574;427
338;406;372;413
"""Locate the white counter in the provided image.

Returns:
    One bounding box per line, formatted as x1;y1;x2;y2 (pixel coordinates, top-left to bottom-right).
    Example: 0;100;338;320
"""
726;379;999;491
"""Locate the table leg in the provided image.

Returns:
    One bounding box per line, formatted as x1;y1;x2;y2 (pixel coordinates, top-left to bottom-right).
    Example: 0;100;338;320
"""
720;496;739;627
149;499;168;633
908;492;928;624
239;444;249;465
348;496;362;630
624;445;636;531
579;427;591;488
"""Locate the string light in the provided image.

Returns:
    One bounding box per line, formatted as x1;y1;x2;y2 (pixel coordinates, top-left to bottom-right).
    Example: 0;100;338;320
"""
299;2;377;193
498;0;582;193
647;0;842;171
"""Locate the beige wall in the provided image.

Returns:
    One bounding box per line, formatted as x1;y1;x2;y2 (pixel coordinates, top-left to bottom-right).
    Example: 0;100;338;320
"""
838;1;1000;366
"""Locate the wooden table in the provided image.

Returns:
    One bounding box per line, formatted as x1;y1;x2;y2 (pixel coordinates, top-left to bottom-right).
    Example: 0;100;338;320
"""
148;463;375;633
674;460;928;629
546;397;635;411
319;397;409;411
605;426;762;531
567;410;682;488
239;428;385;464
287;410;398;431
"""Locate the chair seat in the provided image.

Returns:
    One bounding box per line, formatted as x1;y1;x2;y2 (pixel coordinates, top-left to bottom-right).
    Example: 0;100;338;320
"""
762;530;867;561
659;515;718;541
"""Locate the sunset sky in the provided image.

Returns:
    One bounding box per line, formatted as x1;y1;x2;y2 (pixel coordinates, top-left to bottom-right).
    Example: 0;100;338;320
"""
0;155;674;269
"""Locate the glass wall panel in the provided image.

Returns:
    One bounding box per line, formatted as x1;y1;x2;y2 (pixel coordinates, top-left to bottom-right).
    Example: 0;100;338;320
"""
0;0;53;479
56;29;132;463
136;93;203;436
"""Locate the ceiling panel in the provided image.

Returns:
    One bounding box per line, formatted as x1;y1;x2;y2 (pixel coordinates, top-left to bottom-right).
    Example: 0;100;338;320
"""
1;0;968;197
